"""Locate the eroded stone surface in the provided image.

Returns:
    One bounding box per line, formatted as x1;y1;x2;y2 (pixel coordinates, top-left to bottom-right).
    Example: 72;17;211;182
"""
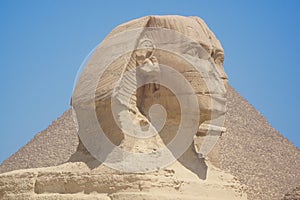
71;15;228;171
0;161;247;200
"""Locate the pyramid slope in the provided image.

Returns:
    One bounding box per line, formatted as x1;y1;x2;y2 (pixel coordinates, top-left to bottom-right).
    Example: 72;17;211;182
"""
220;86;300;200
283;186;300;200
0;86;299;200
0;110;78;173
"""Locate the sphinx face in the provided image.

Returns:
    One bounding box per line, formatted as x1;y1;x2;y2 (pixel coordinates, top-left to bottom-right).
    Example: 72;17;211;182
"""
72;16;227;172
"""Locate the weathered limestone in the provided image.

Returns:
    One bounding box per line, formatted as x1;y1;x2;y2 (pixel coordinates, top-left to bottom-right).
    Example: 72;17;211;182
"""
72;15;228;167
0;161;247;200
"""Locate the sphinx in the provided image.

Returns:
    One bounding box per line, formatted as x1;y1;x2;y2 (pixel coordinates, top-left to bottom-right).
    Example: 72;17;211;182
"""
71;15;228;172
0;16;247;200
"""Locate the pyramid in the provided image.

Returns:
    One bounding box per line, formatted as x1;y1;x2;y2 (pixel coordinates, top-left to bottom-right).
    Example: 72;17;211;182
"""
0;16;299;200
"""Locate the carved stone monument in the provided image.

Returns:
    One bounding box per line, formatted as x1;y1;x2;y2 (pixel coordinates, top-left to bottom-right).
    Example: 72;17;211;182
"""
0;15;247;200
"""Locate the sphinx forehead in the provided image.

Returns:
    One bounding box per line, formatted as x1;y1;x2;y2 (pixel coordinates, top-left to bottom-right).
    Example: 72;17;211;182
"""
106;15;224;60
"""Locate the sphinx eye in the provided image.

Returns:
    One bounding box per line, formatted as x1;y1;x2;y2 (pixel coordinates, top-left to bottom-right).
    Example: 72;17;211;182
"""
184;47;199;58
185;47;200;58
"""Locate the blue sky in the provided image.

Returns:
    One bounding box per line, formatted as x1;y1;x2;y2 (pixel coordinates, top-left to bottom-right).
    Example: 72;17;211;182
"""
0;1;299;163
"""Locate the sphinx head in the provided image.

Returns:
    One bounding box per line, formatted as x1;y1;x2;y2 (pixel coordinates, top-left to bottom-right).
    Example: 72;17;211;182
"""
71;16;228;172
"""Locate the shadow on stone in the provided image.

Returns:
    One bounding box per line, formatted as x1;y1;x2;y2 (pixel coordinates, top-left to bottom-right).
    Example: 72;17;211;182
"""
68;139;102;170
177;144;208;180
